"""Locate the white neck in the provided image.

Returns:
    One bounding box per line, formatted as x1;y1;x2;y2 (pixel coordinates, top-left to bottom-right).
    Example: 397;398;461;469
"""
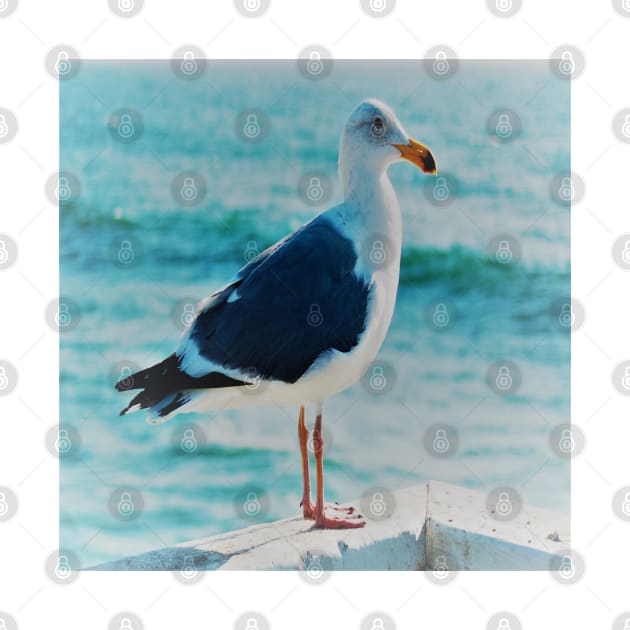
338;154;402;250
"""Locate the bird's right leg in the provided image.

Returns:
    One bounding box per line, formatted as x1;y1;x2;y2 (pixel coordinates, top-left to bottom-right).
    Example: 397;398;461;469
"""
298;405;315;519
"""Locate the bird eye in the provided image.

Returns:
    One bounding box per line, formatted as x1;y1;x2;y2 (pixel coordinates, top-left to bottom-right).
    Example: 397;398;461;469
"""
370;115;386;137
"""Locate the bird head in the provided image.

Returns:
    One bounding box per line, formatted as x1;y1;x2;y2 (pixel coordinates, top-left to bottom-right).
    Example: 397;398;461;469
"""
340;98;437;176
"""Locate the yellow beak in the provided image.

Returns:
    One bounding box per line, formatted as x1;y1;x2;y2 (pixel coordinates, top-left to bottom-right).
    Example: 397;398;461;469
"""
392;138;437;175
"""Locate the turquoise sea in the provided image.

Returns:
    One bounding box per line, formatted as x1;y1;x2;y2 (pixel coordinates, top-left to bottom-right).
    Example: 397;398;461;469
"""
59;60;570;567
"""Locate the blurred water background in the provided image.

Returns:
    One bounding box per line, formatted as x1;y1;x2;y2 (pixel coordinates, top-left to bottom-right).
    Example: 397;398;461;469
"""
59;60;570;566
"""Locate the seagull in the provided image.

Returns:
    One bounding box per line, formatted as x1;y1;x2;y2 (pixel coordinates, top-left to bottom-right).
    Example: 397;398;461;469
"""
116;98;436;529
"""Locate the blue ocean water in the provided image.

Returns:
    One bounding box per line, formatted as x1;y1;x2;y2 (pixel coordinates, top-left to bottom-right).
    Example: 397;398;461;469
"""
60;60;570;567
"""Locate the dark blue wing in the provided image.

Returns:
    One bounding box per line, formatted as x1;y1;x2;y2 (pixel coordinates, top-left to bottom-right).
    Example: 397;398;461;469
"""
185;213;371;383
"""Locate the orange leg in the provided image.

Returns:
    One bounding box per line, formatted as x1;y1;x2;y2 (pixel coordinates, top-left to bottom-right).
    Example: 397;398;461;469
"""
298;405;315;519
312;411;365;529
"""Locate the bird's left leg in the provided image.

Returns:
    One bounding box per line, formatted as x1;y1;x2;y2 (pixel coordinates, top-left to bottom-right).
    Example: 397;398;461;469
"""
298;405;315;519
312;409;365;529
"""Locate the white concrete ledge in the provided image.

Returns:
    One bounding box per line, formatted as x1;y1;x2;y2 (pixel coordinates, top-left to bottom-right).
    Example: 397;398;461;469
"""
89;482;569;571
